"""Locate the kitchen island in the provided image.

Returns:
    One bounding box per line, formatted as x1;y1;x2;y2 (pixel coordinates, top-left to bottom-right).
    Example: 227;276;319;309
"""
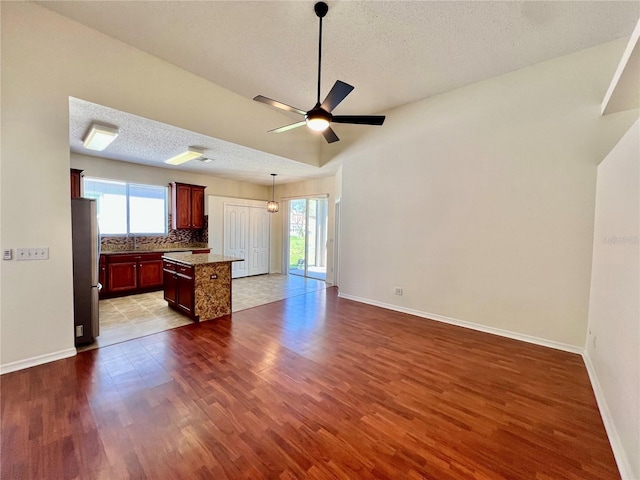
161;252;243;322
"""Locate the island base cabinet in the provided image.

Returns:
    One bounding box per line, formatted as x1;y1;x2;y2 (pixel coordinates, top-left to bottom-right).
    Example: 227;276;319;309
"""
192;263;232;321
162;257;233;322
163;260;196;320
176;275;194;315
163;267;177;306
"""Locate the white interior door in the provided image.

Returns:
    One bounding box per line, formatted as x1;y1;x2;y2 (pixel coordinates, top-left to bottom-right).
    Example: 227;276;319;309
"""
224;204;249;278
249;206;269;276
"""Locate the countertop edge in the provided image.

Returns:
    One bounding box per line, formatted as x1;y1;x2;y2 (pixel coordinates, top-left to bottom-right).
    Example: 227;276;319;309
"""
162;252;243;266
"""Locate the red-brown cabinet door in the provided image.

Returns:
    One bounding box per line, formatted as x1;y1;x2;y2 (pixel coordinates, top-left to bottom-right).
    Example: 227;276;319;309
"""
190;186;205;229
138;259;163;288
174;184;192;228
108;262;137;292
176;275;194;313
163;269;177;305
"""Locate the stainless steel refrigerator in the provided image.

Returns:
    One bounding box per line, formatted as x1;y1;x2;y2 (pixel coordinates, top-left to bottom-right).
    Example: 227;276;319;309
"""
71;198;100;346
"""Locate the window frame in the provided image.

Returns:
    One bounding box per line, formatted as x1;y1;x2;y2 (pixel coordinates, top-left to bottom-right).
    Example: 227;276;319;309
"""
83;176;169;236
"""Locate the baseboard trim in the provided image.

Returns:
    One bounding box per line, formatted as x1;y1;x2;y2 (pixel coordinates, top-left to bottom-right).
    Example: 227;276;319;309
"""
337;293;583;354
583;352;635;480
0;348;77;375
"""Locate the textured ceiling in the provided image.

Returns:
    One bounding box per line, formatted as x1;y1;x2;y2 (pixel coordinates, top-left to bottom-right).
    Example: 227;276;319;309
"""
70;98;338;185
45;1;639;184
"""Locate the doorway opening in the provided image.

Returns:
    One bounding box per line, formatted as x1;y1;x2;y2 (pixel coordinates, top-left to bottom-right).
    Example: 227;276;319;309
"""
287;197;328;280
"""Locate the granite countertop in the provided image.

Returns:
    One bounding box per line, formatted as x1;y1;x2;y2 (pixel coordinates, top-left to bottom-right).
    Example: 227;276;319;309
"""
162;251;244;266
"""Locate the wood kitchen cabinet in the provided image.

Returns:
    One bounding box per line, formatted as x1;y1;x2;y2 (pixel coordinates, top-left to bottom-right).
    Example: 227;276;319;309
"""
108;261;137;292
163;264;177;306
163;259;195;318
101;252;163;298
162;252;239;323
171;182;206;229
138;258;164;289
70;169;84;198
99;255;107;298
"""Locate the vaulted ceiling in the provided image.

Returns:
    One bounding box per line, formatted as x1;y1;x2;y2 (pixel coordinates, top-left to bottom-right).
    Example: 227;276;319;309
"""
40;1;640;184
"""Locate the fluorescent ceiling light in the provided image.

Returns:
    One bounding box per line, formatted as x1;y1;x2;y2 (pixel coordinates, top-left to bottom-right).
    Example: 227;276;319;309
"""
83;124;119;151
164;147;204;165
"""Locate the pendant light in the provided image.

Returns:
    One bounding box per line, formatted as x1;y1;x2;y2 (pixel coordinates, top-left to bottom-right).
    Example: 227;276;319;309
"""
267;173;279;213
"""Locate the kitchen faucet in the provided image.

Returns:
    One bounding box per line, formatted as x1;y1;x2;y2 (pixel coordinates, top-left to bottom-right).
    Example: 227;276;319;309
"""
128;233;137;250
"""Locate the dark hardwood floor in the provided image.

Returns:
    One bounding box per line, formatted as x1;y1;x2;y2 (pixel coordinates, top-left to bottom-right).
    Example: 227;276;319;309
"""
1;288;619;479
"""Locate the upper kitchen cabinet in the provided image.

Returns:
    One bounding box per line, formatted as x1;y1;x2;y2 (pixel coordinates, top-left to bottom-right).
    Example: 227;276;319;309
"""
171;182;206;229
70;169;84;198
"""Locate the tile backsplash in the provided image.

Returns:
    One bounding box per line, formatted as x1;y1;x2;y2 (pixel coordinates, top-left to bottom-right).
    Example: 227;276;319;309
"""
101;214;208;252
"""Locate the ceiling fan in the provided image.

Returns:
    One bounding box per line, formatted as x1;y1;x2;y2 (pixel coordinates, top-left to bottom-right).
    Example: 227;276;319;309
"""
253;2;385;144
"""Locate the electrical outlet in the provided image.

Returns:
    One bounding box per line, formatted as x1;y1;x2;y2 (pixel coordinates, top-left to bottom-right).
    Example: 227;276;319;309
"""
75;325;83;337
395;287;403;296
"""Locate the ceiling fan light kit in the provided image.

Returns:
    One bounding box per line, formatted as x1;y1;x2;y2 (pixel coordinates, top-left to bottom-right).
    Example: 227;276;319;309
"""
83;123;119;151
253;1;385;143
306;109;331;131
164;147;204;165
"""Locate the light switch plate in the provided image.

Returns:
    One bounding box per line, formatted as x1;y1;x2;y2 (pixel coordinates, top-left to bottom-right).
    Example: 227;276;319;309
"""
16;247;49;260
3;249;12;260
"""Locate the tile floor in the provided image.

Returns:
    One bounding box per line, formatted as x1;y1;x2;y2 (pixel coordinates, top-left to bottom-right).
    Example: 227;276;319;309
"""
78;274;327;351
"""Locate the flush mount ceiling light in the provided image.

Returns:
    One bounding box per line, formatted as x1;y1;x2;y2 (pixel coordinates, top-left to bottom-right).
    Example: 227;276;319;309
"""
267;173;279;213
82;123;119;151
164;147;204;165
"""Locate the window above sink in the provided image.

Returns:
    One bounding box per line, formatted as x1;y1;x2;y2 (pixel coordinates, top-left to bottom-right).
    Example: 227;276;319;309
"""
84;177;168;236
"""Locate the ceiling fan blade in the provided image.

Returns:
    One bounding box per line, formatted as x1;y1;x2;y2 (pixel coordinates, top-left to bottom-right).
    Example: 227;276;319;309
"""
322;126;340;143
253;95;306;116
332;115;386;126
269;121;306;134
320;80;354;112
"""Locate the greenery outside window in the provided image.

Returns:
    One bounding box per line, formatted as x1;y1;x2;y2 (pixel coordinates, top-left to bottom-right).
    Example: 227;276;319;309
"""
83;177;168;235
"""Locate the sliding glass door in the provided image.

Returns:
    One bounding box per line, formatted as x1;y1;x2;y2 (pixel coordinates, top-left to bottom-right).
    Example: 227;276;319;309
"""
288;197;328;280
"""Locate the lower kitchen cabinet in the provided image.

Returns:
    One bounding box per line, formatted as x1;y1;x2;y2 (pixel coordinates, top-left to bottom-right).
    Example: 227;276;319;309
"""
101;252;164;298
108;261;137;292
99;255;107;297
163;267;177;306
163;259;196;319
138;258;164;288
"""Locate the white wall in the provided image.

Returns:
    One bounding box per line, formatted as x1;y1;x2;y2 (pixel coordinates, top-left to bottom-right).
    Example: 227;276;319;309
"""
337;39;638;349
0;2;316;371
585;120;639;480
